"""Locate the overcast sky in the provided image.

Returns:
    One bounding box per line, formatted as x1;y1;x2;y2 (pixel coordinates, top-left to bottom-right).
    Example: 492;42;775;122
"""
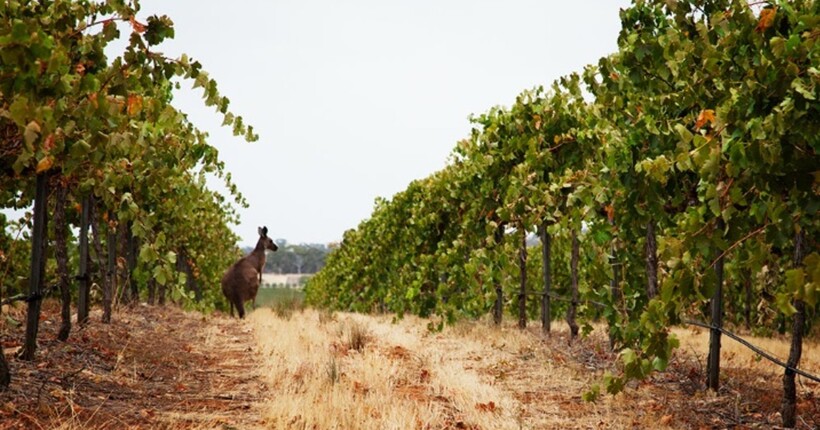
131;0;631;247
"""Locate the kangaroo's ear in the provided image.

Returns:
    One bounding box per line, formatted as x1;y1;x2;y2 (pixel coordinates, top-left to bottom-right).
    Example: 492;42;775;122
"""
262;226;268;237
258;226;263;237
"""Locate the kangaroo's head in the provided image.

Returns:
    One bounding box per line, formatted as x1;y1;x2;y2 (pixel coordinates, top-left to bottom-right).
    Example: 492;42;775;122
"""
257;226;278;252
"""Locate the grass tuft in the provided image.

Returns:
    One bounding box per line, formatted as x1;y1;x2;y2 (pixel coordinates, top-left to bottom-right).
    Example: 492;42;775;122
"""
344;320;371;352
318;308;336;325
325;356;339;385
257;287;305;320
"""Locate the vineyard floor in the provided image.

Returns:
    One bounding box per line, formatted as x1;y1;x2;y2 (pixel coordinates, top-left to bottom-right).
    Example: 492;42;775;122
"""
1;302;818;429
0;301;268;429
249;308;819;429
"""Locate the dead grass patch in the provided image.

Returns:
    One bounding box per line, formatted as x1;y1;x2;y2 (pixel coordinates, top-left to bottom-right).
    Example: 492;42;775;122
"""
342;319;371;352
251;311;819;429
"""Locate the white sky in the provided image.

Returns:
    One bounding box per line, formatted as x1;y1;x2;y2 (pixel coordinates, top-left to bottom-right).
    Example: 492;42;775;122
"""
115;1;633;246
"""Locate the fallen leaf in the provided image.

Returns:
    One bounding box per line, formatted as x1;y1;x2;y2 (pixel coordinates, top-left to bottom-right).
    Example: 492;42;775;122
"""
475;401;497;412
353;380;369;395
49;388;65;399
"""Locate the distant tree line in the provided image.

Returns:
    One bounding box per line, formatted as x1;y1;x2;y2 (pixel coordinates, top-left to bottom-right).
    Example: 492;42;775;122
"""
251;240;330;274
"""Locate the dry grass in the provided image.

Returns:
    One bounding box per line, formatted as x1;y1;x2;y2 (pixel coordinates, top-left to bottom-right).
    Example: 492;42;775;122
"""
270;294;305;320
673;325;820;376
250;309;521;429
669;325;820;428
249;310;688;429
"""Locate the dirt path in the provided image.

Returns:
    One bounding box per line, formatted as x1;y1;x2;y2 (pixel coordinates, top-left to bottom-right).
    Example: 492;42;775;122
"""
0;303;267;429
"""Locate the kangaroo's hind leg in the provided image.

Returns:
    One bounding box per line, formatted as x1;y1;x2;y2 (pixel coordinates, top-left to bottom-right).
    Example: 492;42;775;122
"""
237;300;246;319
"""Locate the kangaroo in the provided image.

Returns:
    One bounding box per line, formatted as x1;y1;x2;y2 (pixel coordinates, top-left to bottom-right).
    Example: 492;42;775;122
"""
221;226;278;318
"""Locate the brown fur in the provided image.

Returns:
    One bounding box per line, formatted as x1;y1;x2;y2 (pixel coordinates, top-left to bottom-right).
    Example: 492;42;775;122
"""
221;226;278;318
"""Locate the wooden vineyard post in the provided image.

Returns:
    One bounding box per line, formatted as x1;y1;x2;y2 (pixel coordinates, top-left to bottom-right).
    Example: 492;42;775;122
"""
518;227;527;329
781;229;805;428
20;173;49;360
707;222;726;391
77;194;91;325
539;222;551;334
567;230;579;339
492;226;504;325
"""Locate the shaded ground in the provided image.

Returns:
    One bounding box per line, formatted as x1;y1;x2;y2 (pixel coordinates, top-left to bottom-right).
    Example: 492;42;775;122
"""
0;301;266;429
488;325;819;429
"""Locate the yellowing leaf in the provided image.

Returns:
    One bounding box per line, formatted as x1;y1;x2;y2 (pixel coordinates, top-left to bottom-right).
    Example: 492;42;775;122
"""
43;134;55;152
127;94;143;116
35;156;54;173
24;121;41;147
129;16;147;33
755;7;776;33
605;204;615;223
694;109;715;130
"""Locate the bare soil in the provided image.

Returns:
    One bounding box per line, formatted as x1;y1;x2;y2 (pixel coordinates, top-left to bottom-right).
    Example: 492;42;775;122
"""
1;301;267;429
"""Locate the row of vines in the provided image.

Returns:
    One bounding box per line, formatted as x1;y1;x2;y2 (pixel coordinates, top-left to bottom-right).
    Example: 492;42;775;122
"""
306;0;818;426
1;1;254;388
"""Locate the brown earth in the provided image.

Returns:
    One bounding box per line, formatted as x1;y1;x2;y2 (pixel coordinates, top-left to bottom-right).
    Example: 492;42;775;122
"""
0;301;267;429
